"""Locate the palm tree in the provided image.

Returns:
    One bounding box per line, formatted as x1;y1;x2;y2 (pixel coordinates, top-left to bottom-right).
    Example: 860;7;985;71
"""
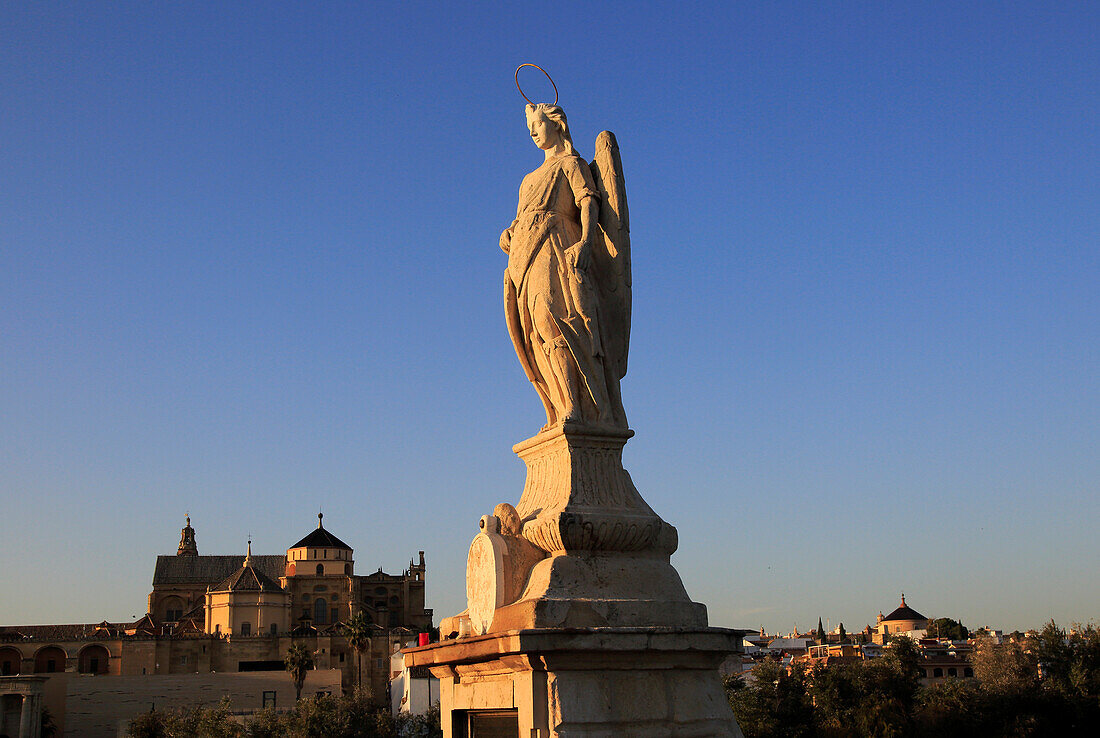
342;611;371;696
284;642;314;702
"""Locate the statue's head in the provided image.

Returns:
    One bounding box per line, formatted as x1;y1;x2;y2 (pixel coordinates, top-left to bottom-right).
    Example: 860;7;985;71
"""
526;103;576;155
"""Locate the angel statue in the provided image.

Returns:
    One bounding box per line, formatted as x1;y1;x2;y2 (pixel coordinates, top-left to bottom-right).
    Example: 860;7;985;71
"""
499;98;631;431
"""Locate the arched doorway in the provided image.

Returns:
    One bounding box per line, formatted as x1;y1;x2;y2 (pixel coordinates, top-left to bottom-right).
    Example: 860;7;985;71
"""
34;646;66;673
78;645;111;674
0;647;21;675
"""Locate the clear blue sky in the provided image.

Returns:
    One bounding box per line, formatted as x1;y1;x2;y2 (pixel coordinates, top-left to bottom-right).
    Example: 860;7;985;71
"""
2;2;1097;635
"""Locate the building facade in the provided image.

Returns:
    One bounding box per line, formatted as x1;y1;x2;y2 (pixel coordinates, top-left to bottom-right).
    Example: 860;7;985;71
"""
0;515;433;736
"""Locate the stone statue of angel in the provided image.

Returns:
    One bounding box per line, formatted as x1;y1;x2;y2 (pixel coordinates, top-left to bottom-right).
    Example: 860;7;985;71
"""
499;102;632;431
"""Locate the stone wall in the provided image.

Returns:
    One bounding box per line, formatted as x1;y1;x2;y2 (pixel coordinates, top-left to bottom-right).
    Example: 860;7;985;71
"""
63;670;342;738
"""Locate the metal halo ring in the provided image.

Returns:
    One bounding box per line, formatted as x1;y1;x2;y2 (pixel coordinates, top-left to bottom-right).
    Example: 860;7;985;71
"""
515;64;558;106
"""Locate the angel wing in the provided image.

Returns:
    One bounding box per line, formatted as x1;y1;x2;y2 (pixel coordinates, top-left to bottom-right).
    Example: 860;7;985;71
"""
589;130;631;379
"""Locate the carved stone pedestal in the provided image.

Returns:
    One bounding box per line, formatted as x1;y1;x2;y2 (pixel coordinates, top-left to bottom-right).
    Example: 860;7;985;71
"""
404;628;746;738
431;425;745;736
443;427;709;637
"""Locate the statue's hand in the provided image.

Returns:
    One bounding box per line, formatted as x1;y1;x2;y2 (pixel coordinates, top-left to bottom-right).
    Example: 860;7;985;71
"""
500;228;512;254
567;239;592;273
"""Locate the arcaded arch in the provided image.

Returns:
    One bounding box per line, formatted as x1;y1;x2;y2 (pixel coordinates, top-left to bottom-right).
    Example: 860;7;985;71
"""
34;645;66;673
0;646;21;675
78;644;111;674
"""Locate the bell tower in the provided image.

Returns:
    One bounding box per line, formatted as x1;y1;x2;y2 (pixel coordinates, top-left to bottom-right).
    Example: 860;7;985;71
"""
177;515;198;556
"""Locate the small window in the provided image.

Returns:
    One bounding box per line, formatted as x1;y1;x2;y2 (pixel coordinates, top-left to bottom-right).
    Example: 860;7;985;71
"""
325;549;328;559
339;653;345;663
180;655;188;665
375;658;384;668
241;622;251;636
964;667;973;677
263;691;277;709
47;659;57;673
270;623;278;635
947;667;957;677
215;624;221;635
314;598;327;624
933;667;943;678
344;564;351;575
316;564;324;576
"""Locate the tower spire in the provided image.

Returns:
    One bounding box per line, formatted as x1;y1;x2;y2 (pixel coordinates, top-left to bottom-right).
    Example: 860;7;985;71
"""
244;537;253;566
177;515;198;556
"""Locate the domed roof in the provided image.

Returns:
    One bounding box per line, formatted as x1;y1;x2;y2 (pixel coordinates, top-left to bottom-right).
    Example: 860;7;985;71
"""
882;594;926;622
289;513;351;551
212;542;285;593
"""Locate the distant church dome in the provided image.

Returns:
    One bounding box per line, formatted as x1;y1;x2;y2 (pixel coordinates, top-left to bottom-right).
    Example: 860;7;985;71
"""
882;594;927;623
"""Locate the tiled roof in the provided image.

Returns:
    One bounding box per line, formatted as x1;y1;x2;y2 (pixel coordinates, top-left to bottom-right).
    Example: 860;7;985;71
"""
212;564;284;593
290;526;351;551
153;555;284;586
0;623;120;641
883;603;927;622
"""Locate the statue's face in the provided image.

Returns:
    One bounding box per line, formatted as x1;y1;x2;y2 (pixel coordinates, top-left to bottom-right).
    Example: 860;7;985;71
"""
527;111;559;151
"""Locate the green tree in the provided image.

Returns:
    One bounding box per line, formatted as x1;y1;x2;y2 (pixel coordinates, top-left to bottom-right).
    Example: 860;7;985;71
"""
970;635;1037;696
40;705;57;738
925;618;968;641
285;642;315;702
342;611;372;696
837;623;847;644
726;658;813;738
816;617;826;644
168;698;242;738
127;699;242;738
914;679;989;738
127;710;168;738
1033;620;1071;691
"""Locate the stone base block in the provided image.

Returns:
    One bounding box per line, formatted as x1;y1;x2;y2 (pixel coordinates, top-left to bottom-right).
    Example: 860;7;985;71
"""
404;628;745;738
492;552;708;631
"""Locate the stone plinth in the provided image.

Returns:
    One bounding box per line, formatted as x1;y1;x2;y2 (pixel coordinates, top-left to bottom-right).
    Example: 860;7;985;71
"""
446;425;708;635
514;427;676;555
405;628;746;738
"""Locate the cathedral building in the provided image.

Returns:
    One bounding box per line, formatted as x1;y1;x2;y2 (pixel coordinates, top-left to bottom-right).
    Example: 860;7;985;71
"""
0;515;433;737
149;513;430;635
